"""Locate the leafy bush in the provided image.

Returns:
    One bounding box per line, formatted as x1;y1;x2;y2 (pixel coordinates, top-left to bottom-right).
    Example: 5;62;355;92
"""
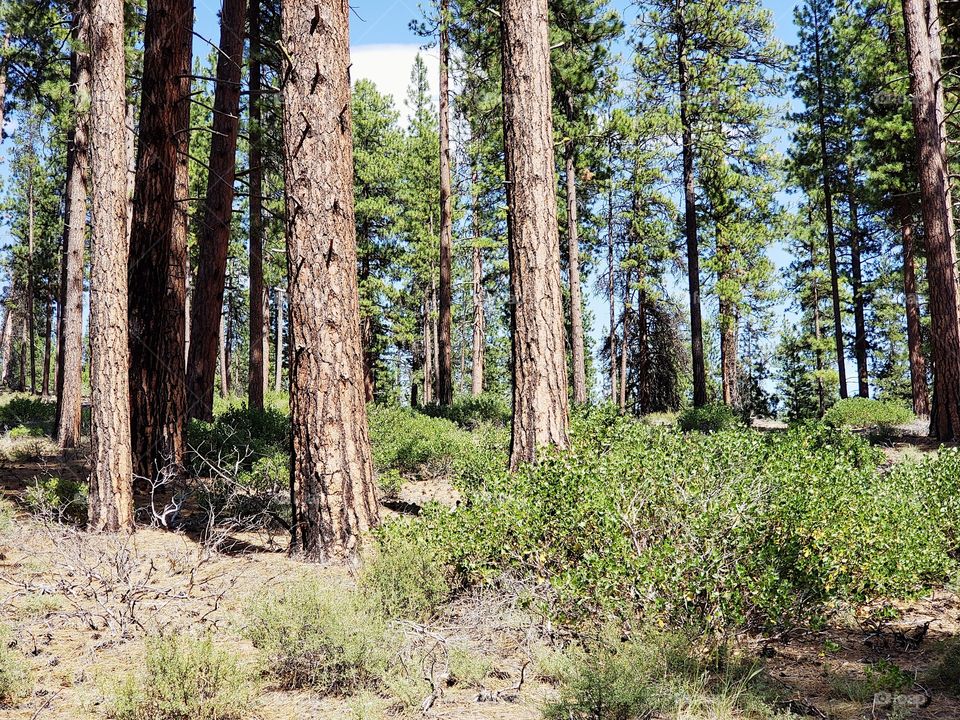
421;392;511;428
543;630;773;720
8;425;43;439
360;525;449;620
368;405;506;481
24;476;88;522
187;406;289;475
386;410;953;630
823;398;914;430
109;634;253;720
677;403;741;433
0;396;56;436
0;626;31;705
244;578;391;693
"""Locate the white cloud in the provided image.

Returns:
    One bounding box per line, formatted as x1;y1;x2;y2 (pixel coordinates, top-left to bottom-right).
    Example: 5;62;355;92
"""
351;44;440;125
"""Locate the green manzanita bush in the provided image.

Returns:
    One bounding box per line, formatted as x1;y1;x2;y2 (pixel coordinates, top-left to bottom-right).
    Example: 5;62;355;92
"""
677;403;742;433
421;392;511;428
375;406;957;631
822;398;914;430
0;396;56;435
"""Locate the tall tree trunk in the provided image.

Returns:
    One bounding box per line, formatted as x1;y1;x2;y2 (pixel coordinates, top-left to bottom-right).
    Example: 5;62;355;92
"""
430;280;440;399
896;198;930;417
127;0;192;480
565;136;587;405
56;10;91;450
619;270;630;411
247;0;266;410
608;171;617;403
281;0;379;560
187;0;246;421
636;290;651;413
847;185;869;397
678;21;707;407
88;0;134;532
41;301;52;396
903;0;960;439
18;318;26;391
812;9;848;399
411;336;422;408
437;0;454;406
273;287;284;393
470;232;485;396
808;229;827;418
719;299;739;408
26;159;36;395
0;36;7;143
422;293;434;404
501;0;570;467
0;303;12;386
219;311;230;397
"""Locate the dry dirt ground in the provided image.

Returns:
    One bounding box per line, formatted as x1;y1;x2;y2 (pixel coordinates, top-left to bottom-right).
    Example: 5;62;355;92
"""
0;438;959;720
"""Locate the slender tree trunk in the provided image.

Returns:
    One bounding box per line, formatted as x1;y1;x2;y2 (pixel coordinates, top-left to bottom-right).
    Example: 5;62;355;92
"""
219;312;230;397
847;185;869;397
564;138;587;405
281;0;379;560
501;0;570;467
18;319;26;391
471;235;485;396
0;36;7;142
812;11;848;399
719;299;739;408
411;337;422;408
26;161;36;395
608;171;617;403
247;0;266;410
0;304;12;386
88;0;134;532
41;301;52;397
903;0;960;439
678;22;707;407
437;0;454;406
422;294;434;404
430;280;440;398
127;0;192;480
636;290;651;413
808;231;826;418
274;287;284;393
187;0;246;421
56;10;91;449
619;270;630;411
895;198;930;417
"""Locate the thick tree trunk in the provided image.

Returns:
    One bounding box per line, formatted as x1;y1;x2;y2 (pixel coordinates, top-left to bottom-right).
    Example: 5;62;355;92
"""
678;26;707;407
565;139;587;405
56;12;91;450
281;0;379;561
808;231;827;417
423;292;434;404
896;198;930;417
903;0;960;439
437;0;454;407
187;0;246;421
88;0;134;532
719;299;739;408
127;0;192;480
247;0;266;410
501;0;570;467
811;13;848;399
847;187;869;397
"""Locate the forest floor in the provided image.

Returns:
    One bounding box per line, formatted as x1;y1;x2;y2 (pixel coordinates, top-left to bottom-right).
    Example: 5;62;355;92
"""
0;431;958;719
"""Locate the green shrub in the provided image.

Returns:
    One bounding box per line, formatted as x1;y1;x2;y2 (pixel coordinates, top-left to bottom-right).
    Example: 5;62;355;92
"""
421;392;511;428
448;646;492;688
677;403;741;433
187;406;289;474
109;635;253;720
0;396;55;436
376;469;404;498
0;626;31;705
823;398;914;430
244;578;391;693
24;476;88;522
360;525;449;620
368;405;506;481
8;425;43;439
543;630;772;720
386;413;952;630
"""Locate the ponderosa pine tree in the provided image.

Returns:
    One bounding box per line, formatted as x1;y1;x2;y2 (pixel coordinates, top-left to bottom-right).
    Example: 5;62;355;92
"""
88;0;134;532
247;0;267;410
127;0;192;478
55;3;90;449
501;0;570;467
187;0;246;421
281;0;379;560
902;0;960;439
